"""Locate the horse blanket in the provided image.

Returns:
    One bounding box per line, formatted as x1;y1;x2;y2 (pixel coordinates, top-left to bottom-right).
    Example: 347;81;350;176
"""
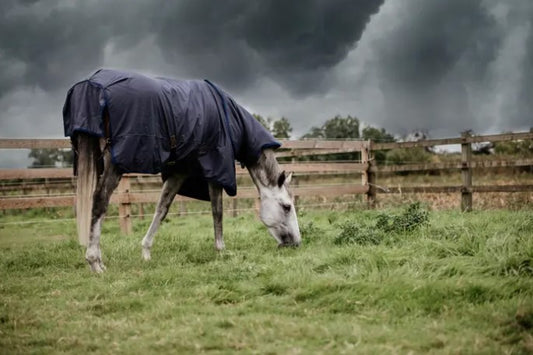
63;69;280;201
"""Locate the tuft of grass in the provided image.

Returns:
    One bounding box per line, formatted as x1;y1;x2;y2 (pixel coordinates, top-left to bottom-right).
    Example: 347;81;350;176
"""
333;202;430;246
376;202;429;233
334;222;384;246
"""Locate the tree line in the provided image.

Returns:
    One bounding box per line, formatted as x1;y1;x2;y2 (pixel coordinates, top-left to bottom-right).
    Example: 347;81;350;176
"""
254;113;395;143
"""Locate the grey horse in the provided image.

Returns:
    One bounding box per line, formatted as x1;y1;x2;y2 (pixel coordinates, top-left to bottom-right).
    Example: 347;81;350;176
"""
63;69;301;272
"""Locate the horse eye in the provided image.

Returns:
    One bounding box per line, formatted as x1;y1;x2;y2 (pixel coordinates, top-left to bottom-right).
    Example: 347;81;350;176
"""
281;203;291;213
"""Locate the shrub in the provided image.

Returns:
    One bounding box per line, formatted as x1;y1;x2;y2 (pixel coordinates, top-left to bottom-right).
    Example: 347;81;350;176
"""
334;221;383;246
333;203;429;246
376;202;429;233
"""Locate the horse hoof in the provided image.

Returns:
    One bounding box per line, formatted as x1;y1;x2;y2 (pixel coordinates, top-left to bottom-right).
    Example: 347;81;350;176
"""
89;262;105;273
86;256;106;273
142;248;151;261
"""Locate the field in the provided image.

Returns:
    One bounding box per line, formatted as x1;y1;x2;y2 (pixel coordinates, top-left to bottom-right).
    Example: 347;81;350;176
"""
1;205;533;354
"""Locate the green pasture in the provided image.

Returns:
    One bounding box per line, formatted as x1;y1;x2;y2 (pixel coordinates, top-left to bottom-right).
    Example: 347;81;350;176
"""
1;206;532;354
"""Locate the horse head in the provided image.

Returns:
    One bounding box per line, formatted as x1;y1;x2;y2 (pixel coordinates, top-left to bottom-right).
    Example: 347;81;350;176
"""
258;171;301;247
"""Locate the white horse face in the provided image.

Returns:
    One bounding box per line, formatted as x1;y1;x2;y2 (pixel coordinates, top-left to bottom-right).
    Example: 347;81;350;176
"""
259;171;301;247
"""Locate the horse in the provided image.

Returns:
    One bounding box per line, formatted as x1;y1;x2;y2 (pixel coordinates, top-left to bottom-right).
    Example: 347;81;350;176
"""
63;69;301;272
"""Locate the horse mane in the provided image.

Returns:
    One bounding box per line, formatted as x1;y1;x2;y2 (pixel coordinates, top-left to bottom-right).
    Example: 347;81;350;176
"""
247;149;281;188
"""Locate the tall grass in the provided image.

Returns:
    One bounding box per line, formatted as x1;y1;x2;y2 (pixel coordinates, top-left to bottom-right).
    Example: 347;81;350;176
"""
1;207;532;353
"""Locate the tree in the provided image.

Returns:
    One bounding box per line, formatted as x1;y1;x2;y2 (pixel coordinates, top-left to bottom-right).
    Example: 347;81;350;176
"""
301;115;360;139
272;117;292;139
253;114;271;131
322;115;360;139
301;126;324;139
300;115;361;161
28;148;73;168
361;126;396;164
254;114;293;139
361;126;395;143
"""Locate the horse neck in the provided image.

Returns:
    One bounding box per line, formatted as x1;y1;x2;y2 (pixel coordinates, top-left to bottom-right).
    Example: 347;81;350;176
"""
247;149;280;193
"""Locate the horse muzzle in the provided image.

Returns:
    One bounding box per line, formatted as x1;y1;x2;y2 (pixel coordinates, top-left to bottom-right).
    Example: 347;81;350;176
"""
277;233;301;248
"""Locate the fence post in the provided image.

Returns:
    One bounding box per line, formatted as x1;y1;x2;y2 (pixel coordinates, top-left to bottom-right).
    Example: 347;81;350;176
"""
361;144;368;186
361;140;376;208
292;175;300;209
461;132;473;212
367;141;377;208
118;176;133;234
291;156;300;209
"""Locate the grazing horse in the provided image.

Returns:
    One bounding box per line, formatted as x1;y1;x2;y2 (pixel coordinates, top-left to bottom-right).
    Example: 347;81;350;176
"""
63;69;301;272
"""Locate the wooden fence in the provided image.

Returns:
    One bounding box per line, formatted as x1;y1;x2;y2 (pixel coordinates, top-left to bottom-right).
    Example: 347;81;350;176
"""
1;131;532;235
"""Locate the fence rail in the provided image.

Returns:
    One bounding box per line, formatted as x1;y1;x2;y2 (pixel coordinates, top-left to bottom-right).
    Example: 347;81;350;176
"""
374;158;533;173
371;131;533;150
2;131;532;150
0;162;367;180
1;131;532;234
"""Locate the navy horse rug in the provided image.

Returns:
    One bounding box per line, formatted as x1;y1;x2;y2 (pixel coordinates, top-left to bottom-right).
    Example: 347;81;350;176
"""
63;69;280;201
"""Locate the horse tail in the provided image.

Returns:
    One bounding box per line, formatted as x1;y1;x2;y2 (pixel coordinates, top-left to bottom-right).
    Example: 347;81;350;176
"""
75;133;99;246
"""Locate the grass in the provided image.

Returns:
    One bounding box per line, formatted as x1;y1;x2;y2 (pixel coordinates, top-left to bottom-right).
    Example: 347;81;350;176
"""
1;206;533;354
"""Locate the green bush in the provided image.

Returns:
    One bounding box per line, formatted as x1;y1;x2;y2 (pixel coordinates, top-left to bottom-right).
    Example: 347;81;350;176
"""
494;138;533;157
376;202;429;233
334;222;383;246
334;203;429;246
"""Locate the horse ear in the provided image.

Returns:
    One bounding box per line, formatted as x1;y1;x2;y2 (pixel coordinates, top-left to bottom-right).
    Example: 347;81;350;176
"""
277;171;286;188
285;172;293;185
277;171;293;187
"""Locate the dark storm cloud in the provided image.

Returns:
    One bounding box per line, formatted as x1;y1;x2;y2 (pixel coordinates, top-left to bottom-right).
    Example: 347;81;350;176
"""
140;0;384;94
241;0;383;93
0;0;384;97
370;0;505;134
377;1;500;88
512;4;533;128
519;35;533;117
0;1;118;96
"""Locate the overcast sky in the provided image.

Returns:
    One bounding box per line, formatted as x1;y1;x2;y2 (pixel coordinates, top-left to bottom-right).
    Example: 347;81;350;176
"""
1;0;532;166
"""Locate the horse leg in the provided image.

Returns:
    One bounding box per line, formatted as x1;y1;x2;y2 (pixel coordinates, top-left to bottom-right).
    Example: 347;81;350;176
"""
208;182;224;251
141;174;184;261
86;152;121;273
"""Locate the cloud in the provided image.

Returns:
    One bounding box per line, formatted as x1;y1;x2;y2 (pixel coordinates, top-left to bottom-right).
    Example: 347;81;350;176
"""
0;1;110;95
514;14;533;127
136;0;385;95
343;0;533;137
367;0;504;134
0;0;384;96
